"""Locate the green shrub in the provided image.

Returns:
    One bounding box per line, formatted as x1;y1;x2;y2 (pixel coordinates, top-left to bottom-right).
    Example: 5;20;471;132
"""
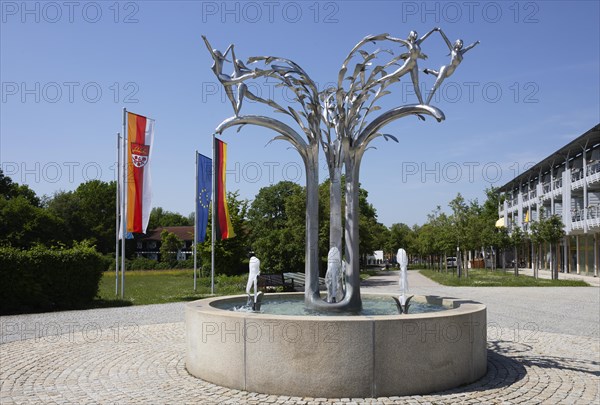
0;242;105;314
174;258;194;269
128;257;157;270
155;261;172;270
107;256;197;271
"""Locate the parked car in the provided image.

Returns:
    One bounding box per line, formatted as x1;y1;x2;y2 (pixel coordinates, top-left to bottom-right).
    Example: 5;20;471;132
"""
446;257;457;268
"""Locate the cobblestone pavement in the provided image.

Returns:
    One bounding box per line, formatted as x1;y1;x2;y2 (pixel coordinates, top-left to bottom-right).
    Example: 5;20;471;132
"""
1;273;599;404
1;322;598;404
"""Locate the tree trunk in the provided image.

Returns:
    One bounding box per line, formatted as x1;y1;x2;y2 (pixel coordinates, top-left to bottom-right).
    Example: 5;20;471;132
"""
553;242;559;280
304;144;321;304
531;242;538;279
306;149;362;312
341;155;362;310
329;166;343;255
550;243;555;280
514;245;519;276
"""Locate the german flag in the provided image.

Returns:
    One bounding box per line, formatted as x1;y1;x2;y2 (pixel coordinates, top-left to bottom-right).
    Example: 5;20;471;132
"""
214;138;235;240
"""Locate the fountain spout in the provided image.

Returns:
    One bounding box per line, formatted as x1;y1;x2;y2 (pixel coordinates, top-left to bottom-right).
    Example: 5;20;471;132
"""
246;255;263;311
393;248;413;314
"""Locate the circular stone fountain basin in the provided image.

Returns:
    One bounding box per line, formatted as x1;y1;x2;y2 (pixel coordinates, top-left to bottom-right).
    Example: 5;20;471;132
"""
185;293;487;398
213;294;448;316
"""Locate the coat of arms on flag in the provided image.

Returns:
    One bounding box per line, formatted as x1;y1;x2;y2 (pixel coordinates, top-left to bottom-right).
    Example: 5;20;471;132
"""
131;143;150;168
125;111;155;234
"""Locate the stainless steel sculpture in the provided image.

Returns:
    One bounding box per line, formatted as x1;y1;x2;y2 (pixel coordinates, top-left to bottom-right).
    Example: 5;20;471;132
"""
423;29;480;105
206;30;477;311
392;248;413;314
246;255;263;311
325;247;344;303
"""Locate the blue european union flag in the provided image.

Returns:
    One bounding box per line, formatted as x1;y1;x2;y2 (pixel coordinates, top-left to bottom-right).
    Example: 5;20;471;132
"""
196;153;212;242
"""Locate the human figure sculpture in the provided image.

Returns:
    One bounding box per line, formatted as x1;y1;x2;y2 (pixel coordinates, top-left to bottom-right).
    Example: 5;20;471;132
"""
423;29;479;104
376;29;438;104
325;247;344;303
230;47;274;114
246;255;263;311
392;248;413;314
202;36;257;116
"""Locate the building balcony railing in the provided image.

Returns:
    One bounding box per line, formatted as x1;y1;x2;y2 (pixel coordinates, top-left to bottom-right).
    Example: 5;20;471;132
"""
587;162;600;185
587;161;600;175
570;206;600;222
529;190;537;199
542;182;551;193
523;193;529;202
571;208;586;222
553;178;563;189
571;168;583;182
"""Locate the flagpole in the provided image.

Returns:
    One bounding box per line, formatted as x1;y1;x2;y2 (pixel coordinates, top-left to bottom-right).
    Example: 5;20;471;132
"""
115;132;121;296
121;108;127;299
194;150;198;292
211;134;216;295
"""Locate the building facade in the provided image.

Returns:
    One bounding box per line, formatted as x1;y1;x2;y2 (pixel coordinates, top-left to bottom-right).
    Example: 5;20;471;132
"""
135;226;195;261
498;124;599;277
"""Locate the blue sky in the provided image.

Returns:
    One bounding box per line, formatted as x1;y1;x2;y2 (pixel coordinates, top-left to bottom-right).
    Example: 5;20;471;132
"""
1;0;599;226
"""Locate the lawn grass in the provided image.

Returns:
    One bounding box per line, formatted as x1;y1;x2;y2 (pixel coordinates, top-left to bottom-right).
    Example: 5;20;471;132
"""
419;268;590;287
96;269;247;306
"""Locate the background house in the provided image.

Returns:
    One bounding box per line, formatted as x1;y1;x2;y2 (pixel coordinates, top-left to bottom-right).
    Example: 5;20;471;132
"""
135;226;195;261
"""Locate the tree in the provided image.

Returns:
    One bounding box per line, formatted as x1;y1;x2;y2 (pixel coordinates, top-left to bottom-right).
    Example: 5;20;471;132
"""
148;207;193;230
0;170;65;248
509;226;525;276
545;215;566;280
198;191;250;276
247;182;305;274
0;169;40;206
357;187;385;264
247;179;385;275
449;194;469;277
160;230;184;265
479;188;504;270
0;196;66;248
386;223;413;255
46;180;117;253
530;211;565;279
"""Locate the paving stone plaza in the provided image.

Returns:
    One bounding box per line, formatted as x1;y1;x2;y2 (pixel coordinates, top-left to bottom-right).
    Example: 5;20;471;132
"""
1;271;599;404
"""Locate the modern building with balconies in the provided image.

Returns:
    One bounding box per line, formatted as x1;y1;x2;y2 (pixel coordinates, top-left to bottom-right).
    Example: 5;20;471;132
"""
497;124;599;277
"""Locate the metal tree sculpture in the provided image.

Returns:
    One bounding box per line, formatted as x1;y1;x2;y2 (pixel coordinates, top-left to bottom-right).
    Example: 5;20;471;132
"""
205;29;476;311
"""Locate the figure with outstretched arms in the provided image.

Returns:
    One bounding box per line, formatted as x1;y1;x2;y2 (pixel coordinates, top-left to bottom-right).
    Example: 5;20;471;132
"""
202;36;258;116
423;29;479;104
375;28;438;104
230;45;272;114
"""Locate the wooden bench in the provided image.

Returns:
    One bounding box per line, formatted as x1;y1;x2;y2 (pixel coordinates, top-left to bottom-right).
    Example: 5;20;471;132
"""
283;272;327;291
257;274;295;292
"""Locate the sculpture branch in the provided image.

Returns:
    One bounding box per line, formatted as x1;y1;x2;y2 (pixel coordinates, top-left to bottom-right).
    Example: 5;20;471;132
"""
355;104;445;152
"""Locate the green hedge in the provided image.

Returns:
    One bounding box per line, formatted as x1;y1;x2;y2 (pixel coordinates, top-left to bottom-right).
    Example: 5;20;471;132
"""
107;257;197;271
0;244;106;314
